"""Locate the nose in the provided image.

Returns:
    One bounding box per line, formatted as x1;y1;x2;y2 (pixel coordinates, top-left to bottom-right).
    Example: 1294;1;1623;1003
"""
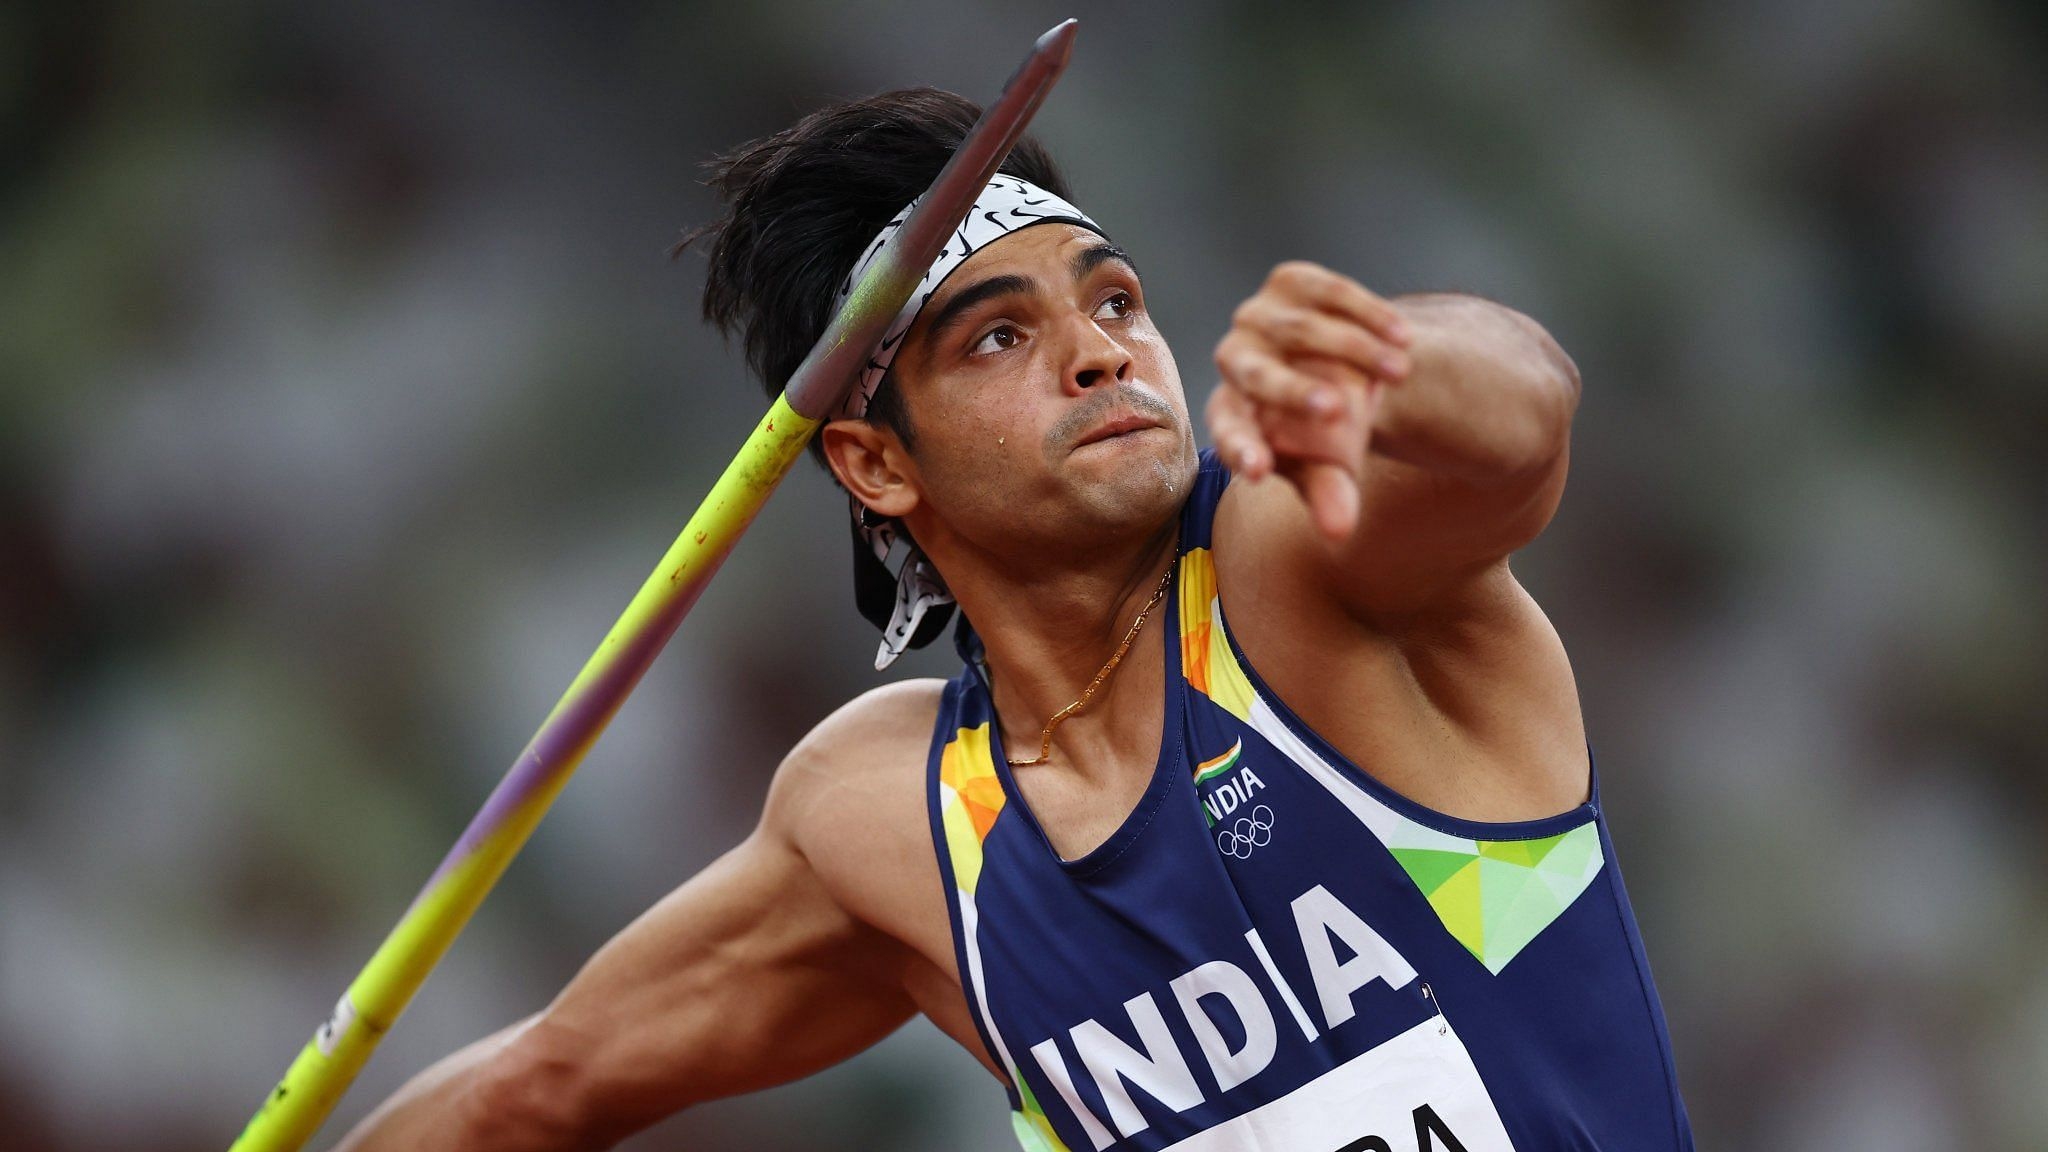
1065;315;1132;395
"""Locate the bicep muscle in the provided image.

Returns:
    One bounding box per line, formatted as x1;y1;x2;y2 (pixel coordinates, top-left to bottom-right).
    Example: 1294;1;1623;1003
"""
531;826;916;1144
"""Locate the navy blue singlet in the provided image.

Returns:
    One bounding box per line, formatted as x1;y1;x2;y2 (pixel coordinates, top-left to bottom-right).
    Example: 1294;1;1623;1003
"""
926;450;1693;1152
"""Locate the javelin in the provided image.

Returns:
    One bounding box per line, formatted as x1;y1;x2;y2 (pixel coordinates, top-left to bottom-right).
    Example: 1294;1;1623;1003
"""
228;19;1079;1151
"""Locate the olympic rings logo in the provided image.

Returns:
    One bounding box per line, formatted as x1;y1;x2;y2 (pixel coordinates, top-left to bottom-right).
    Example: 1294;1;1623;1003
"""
1216;805;1275;859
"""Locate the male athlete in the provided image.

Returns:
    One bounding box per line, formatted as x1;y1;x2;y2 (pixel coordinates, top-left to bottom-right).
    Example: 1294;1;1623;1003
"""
339;88;1693;1151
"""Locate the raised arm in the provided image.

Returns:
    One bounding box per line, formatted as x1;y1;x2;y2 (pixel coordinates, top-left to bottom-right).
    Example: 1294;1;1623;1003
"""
334;734;923;1151
1209;263;1578;618
1203;264;1587;821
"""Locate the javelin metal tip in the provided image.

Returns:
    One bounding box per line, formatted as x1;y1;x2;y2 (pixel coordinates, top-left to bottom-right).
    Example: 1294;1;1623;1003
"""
1036;18;1079;62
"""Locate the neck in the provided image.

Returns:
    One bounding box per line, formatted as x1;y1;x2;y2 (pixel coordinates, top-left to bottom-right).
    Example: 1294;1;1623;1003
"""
939;520;1180;777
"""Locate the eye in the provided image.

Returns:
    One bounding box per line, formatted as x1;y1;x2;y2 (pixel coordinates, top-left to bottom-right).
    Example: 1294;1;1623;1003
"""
971;325;1021;356
1095;291;1134;320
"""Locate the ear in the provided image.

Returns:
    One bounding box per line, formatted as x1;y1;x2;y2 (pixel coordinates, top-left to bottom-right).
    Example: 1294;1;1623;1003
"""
821;419;922;521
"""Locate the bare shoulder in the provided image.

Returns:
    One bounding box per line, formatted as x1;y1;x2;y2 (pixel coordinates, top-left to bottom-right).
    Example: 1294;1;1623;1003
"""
763;678;950;947
766;678;945;831
1389;564;1590;816
1218;502;1590;821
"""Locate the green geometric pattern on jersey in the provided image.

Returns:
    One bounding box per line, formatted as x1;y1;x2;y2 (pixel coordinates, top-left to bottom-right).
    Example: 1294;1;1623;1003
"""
1390;823;1604;974
1179;543;1610;976
1011;1077;1072;1152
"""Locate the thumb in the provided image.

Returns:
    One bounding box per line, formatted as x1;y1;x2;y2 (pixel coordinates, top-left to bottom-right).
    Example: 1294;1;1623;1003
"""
1296;460;1361;541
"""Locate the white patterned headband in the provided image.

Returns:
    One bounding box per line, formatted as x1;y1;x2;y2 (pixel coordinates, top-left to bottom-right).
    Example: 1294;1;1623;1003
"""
838;175;1103;670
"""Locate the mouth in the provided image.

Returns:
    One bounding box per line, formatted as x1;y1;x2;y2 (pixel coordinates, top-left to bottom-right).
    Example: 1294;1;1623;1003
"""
1074;411;1165;448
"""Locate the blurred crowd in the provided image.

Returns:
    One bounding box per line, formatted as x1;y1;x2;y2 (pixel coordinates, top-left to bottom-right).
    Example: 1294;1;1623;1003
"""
2;1;2045;1149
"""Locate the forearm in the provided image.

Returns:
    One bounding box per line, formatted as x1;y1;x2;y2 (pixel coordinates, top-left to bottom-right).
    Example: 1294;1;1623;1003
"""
334;1017;587;1152
334;821;919;1152
1370;294;1579;483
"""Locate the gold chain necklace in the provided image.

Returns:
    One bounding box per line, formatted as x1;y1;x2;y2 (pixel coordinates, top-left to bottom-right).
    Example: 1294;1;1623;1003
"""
1005;566;1175;768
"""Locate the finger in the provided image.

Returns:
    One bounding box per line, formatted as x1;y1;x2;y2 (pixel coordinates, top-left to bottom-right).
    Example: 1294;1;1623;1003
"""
1236;298;1411;382
1292;353;1388;446
1267;261;1411;347
1259;396;1368;479
1207;386;1271;476
1278;458;1361;541
1215;336;1346;418
1205;384;1274;478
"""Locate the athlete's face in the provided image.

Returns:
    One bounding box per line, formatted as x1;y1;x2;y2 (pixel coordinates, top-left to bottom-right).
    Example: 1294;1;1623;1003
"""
827;224;1199;567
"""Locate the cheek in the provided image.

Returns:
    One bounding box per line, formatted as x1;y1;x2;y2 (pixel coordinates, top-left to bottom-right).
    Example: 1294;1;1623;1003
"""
918;378;1046;480
969;350;1069;451
1126;317;1175;372
1131;324;1188;410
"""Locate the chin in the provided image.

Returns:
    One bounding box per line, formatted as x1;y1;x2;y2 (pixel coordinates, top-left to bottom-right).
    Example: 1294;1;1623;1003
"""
1068;429;1197;527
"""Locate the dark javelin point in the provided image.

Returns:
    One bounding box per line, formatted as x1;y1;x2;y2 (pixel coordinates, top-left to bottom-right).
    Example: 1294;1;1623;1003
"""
1037;19;1079;65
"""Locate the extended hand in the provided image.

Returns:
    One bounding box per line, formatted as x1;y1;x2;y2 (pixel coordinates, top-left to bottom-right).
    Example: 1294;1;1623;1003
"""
1208;262;1413;540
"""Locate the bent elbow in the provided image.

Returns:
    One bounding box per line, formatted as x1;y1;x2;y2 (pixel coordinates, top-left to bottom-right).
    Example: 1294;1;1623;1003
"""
1487;315;1578;485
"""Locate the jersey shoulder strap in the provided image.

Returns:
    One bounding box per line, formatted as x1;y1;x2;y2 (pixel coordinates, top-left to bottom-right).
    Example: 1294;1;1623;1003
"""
1176;448;1232;555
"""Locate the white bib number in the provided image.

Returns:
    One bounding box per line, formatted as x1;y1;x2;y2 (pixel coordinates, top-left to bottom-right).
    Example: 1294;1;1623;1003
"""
1161;1017;1515;1152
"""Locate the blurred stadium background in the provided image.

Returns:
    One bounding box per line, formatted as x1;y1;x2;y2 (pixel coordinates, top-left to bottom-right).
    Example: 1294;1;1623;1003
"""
4;1;2046;1149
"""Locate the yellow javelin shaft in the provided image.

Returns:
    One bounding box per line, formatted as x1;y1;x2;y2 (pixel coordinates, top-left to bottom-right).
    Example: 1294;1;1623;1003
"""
229;398;815;1152
228;20;1078;1152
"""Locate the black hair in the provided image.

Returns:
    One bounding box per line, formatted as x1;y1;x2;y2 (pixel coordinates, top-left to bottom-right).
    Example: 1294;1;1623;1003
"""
678;86;1074;468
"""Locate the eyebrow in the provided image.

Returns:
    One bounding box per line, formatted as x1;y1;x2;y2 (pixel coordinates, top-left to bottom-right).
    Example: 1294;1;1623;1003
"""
923;273;1038;345
1072;242;1141;283
920;242;1146;349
